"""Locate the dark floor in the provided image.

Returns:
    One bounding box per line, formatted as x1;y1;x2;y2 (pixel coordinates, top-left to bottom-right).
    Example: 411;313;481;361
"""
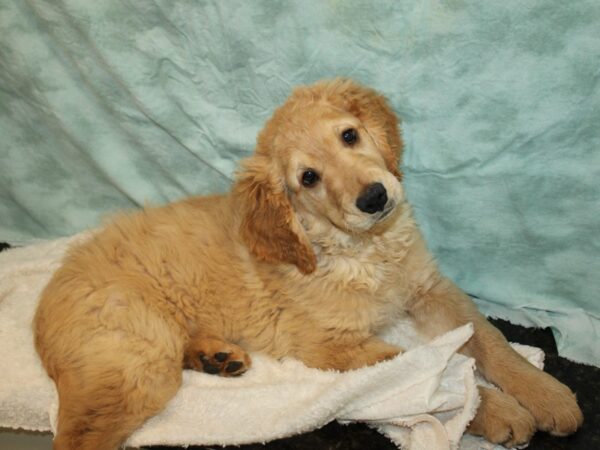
1;244;597;449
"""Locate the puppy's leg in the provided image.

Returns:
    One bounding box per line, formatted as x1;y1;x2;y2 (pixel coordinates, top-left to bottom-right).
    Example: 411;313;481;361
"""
42;288;186;450
408;276;583;440
468;386;536;448
52;348;182;450
292;334;402;371
184;334;251;377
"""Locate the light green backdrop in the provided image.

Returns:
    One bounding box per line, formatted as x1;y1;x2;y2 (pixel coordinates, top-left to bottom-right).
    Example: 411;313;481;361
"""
1;0;599;365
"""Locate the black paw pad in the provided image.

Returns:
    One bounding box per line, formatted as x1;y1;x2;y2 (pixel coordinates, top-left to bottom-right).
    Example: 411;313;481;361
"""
202;363;220;375
190;349;247;376
214;352;229;362
225;361;243;373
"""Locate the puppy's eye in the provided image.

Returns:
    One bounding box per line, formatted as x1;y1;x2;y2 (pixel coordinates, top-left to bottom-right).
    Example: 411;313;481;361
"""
341;128;358;146
301;169;320;187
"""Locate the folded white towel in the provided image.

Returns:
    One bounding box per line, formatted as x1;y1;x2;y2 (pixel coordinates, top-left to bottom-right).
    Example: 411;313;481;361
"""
0;234;543;450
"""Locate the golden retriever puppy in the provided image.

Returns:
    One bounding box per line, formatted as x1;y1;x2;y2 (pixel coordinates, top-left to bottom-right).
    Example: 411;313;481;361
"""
34;79;582;450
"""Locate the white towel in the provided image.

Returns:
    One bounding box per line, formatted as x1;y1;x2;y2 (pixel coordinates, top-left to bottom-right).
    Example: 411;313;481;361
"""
0;234;544;450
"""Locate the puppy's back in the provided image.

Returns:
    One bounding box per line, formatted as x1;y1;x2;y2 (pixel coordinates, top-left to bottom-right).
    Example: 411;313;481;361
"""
33;194;243;374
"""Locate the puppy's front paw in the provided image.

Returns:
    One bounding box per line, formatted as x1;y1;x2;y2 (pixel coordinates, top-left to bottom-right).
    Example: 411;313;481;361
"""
513;370;583;436
468;387;536;448
184;337;251;377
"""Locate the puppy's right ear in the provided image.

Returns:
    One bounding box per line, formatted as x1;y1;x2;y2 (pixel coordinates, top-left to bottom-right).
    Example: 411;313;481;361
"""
234;156;317;274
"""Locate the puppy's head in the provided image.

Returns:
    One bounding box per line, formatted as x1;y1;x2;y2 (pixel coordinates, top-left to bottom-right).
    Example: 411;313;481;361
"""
235;79;404;274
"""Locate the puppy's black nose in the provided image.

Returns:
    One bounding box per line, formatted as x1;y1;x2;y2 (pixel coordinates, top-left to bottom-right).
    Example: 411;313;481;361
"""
356;182;388;214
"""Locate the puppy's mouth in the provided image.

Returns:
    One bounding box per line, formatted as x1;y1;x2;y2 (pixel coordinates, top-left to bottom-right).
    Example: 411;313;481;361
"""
376;203;396;223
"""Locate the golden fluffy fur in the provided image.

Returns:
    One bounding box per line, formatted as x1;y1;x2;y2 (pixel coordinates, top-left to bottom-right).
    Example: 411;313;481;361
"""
34;79;582;450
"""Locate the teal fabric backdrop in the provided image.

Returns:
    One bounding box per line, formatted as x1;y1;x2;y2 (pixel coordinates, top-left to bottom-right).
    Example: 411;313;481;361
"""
1;1;599;365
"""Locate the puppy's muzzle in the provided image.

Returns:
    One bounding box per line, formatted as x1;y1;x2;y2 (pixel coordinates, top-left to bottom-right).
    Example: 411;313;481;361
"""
356;182;388;214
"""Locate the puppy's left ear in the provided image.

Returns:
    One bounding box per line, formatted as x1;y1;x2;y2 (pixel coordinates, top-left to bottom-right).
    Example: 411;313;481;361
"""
334;80;403;180
234;156;317;274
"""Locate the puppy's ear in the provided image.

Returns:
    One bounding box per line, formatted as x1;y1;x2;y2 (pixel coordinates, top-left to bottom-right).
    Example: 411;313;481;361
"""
330;80;403;179
234;156;317;274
